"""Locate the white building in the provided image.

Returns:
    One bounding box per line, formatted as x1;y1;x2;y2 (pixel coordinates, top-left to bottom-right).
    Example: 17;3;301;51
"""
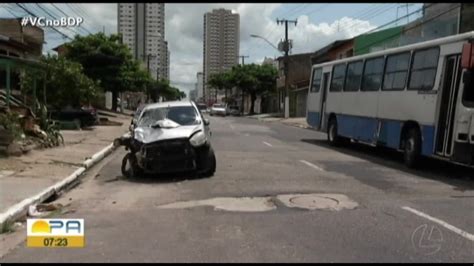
117;3;169;80
203;8;240;103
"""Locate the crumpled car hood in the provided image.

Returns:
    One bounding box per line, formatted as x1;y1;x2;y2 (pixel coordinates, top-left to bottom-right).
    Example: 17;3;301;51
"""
133;124;201;144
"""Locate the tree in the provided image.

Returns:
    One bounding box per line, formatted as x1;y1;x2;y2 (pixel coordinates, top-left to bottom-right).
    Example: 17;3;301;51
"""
208;72;233;103
21;55;99;109
225;64;277;115
250;64;278;115
229;64;257;115
64;33;138;111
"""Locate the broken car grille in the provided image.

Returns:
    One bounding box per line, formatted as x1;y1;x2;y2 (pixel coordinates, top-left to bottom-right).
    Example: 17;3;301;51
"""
142;139;196;172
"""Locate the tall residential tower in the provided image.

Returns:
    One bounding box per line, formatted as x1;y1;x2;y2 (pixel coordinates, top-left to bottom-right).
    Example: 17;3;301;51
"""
203;8;240;103
118;3;169;80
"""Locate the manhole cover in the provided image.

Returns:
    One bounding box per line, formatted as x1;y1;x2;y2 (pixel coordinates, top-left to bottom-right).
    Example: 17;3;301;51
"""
277;193;358;211
289;195;339;209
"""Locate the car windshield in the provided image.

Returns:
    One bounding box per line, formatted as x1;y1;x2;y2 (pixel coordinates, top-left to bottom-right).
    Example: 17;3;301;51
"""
138;106;200;127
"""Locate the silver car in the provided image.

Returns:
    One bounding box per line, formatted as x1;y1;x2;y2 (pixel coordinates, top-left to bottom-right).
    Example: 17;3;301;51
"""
118;101;216;177
210;103;227;116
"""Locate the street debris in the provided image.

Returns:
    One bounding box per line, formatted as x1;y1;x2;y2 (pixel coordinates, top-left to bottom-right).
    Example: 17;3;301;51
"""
27;203;64;217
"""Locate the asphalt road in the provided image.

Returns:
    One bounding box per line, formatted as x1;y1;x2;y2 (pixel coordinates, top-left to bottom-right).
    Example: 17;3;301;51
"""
1;115;473;262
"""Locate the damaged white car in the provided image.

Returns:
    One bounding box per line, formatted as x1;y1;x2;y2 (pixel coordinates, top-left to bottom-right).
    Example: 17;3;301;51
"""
114;101;216;178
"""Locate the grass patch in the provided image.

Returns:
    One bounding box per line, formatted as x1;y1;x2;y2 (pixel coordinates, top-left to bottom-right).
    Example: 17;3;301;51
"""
0;220;15;234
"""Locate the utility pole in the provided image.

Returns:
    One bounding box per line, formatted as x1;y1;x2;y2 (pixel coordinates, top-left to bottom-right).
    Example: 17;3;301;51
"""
238;55;249;65
277;18;297;119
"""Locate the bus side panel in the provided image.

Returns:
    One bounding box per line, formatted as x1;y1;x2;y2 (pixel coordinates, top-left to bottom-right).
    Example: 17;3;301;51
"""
326;91;342;126
306;110;320;128
378;120;403;149
336;114;378;142
421;125;436;156
341;91;379;142
306;68;322;129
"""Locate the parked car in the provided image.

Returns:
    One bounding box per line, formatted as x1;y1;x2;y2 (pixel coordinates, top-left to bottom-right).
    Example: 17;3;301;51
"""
210;103;227;116
197;103;208;113
228;106;241;116
115;101;216;177
49;105;98;128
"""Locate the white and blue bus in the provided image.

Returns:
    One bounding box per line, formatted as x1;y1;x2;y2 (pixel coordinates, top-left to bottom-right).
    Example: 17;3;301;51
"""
306;31;474;168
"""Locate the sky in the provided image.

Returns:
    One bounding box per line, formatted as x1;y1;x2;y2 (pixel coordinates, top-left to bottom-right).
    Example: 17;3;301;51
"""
0;3;423;98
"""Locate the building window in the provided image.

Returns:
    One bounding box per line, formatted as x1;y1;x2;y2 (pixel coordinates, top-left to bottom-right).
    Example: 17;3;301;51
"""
408;47;439;90
383;52;411;90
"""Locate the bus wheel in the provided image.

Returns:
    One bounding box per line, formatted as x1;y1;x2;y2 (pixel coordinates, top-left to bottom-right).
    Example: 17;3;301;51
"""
403;128;421;168
328;118;341;146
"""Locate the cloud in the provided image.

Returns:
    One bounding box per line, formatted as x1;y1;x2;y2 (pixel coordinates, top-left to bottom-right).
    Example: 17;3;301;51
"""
0;4;377;98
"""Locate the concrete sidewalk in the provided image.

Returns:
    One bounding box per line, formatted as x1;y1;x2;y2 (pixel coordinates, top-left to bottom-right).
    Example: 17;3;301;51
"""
247;114;312;129
0;110;131;217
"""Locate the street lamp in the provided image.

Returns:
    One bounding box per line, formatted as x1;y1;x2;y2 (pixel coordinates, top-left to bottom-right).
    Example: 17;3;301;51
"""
250;34;283;55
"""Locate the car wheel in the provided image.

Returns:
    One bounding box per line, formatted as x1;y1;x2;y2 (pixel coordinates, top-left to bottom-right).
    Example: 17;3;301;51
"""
403;128;421;168
121;153;142;178
199;146;216;177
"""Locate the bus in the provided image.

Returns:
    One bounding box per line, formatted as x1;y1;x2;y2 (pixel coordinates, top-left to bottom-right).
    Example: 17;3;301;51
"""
306;31;474;168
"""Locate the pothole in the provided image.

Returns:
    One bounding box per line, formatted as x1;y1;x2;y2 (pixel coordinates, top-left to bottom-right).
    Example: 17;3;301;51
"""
276;194;358;211
157;197;276;212
156;193;358;212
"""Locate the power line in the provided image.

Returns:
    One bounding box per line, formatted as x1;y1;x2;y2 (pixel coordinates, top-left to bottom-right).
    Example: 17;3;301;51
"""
66;3;102;33
33;3;82;37
343;4;400;32
354;3;461;53
15;3;73;40
49;3;93;35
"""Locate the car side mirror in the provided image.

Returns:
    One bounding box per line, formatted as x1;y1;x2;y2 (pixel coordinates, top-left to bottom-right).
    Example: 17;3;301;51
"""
203;118;210;126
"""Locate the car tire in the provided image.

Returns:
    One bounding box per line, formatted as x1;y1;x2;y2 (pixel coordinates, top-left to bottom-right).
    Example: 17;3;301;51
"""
403;128;422;168
199;146;216;177
121;153;142;178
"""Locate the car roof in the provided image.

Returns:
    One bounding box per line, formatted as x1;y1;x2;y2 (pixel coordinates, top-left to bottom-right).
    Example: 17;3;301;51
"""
143;101;194;110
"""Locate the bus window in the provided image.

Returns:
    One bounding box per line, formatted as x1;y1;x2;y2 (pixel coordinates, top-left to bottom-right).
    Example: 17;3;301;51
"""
310;68;323;92
362;57;384;91
463;70;474;107
408;47;440;90
383;52;411;90
344;60;363;92
330;63;346;92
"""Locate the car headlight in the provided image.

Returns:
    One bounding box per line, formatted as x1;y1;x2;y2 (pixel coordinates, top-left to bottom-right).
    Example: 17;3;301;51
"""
189;131;207;147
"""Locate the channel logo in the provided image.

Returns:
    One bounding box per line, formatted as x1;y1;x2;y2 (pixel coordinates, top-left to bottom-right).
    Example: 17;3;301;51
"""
27;219;84;248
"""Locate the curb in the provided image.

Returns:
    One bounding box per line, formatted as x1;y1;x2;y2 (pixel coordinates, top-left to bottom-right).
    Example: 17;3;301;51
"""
0;134;125;230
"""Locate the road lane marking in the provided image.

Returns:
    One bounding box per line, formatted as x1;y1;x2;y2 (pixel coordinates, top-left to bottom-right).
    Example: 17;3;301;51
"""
263;141;273;147
229;124;235;130
299;160;324;171
402;206;474;242
244;133;250;136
